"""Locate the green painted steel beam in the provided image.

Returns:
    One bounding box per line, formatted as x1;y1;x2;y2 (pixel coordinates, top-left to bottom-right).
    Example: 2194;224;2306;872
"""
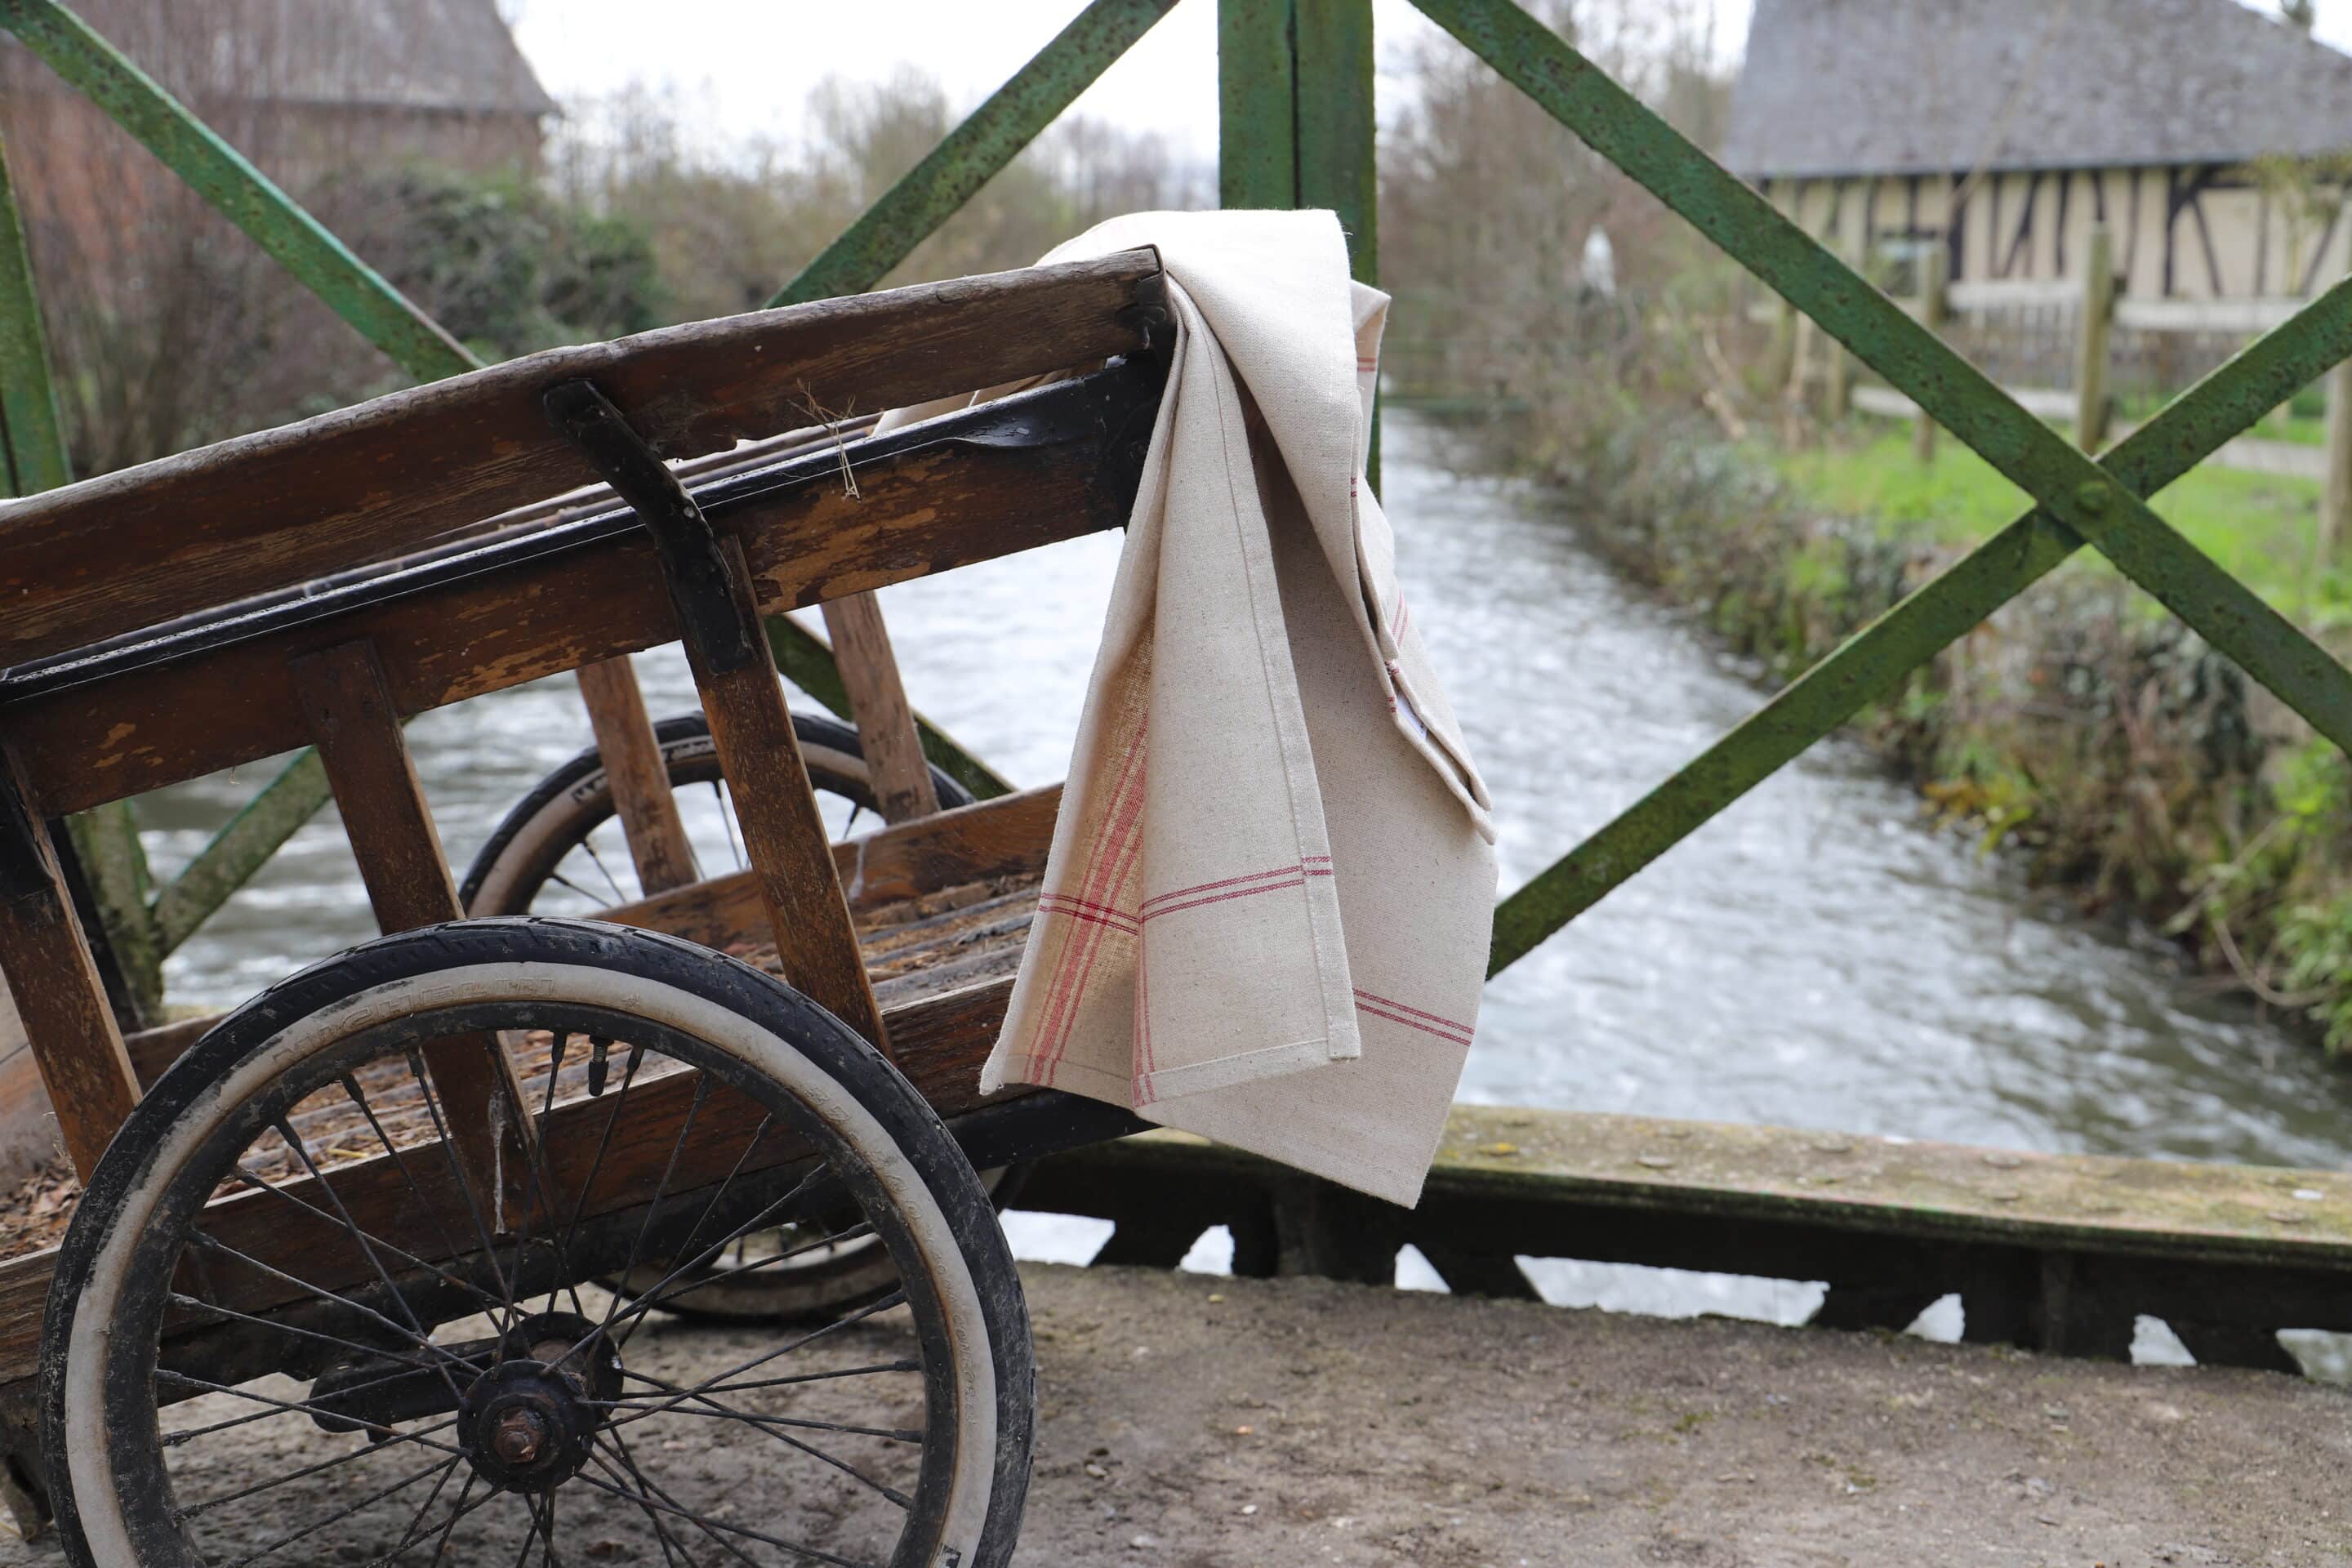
0;0;478;383
1292;0;1379;483
1403;0;2352;968
1294;0;1377;283
1412;0;2352;753
1486;244;2352;976
0;127;164;1017
772;0;1178;310
0;131;69;495
1219;0;1298;209
765;615;1015;801
151;751;325;955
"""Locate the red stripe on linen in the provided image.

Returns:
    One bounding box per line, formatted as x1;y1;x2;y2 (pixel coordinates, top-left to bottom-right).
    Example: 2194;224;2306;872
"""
1138;870;1333;923
1139;863;1316;910
1354;999;1473;1046
1034;723;1150;1082
1035;896;1139;935
1352;987;1473;1036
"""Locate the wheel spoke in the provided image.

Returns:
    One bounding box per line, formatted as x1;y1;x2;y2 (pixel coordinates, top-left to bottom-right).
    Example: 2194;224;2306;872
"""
599;1358;916;1404
618;1367;912;1506
164;1292;446;1375
609;1218;874;1340
423;1469;488;1568
595;1074;714;1339
579;833;630;903
180;1235;452;1370
336;1074;514;1320
599;1427;707;1568
541;1036;653;1316
219;1452;457;1568
571;1462;880;1568
608;1399;920;1444
375;1449;465;1566
176;1419;462;1519
267;1117;468;1406
406;1046;518;1315
161;1356;460;1446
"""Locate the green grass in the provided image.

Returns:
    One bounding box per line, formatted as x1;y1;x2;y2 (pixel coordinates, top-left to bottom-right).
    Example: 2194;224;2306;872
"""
1771;424;2345;613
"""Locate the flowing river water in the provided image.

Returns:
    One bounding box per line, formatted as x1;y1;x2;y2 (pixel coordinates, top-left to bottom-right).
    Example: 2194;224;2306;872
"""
136;412;2352;1352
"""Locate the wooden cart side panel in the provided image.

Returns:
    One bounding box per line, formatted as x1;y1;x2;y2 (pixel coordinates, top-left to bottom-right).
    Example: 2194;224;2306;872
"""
0;973;1020;1388
11;432;1129;817
0;250;1159;667
290;639;535;1212
12;432;1127;817
0;748;138;1181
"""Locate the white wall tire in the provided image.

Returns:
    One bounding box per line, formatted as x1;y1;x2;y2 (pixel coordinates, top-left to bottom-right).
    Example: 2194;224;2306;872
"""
40;919;1033;1568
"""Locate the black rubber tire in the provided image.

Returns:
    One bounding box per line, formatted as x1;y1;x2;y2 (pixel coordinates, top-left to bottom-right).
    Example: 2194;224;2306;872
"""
39;918;1034;1568
457;710;972;917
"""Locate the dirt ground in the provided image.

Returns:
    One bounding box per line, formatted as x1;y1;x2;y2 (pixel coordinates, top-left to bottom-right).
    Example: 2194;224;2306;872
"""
6;1262;2350;1566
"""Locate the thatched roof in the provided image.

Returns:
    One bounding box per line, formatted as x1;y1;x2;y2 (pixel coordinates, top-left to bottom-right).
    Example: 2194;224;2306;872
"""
1723;0;2352;180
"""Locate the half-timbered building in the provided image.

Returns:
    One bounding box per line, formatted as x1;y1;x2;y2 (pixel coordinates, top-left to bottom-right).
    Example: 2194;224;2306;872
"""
1725;0;2352;300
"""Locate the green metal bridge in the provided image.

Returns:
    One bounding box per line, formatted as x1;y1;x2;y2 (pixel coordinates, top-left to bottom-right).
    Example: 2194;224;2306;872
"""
2;0;2350;1080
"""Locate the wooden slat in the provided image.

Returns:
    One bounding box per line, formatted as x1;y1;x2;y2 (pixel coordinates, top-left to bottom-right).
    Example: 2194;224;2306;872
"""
605;783;1063;948
822;592;941;823
0;749;138;1179
688;538;889;1053
0;250;1158;666
290;640;532;1209
574;657;697;896
0;972;1020;1390
121;783;1061;1088
11;394;1141;817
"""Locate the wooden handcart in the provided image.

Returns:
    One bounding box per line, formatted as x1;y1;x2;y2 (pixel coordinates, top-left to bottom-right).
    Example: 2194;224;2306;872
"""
0;250;1170;1566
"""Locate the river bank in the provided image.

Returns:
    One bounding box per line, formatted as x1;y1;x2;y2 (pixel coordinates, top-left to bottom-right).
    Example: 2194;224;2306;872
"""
1435;406;2352;1058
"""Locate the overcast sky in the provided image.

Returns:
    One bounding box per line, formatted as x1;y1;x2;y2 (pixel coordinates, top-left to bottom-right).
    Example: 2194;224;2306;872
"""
508;0;2352;165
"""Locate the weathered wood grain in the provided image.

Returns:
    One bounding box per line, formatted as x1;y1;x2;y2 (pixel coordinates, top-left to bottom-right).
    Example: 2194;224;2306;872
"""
12;421;1130;817
688;537;889;1054
0;749;139;1180
292;640;533;1213
0;251;1157;666
605;784;1062;946
822;592;941;823
574;657;698;895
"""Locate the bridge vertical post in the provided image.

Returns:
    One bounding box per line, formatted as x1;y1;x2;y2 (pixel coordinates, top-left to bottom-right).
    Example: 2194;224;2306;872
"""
1223;0;1382;484
1294;0;1379;486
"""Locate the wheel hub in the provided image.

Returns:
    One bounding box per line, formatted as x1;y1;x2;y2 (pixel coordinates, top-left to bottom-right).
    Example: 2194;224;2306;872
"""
456;1312;622;1493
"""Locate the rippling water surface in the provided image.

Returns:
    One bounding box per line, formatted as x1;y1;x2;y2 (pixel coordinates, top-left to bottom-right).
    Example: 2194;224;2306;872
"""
138;412;2352;1344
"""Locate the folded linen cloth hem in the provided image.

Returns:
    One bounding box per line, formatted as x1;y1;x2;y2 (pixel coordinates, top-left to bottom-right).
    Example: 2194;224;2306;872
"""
983;1032;1349;1109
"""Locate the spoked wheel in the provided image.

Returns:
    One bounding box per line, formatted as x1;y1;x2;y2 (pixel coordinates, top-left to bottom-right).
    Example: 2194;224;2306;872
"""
463;710;995;1325
42;920;1032;1568
459;710;972;919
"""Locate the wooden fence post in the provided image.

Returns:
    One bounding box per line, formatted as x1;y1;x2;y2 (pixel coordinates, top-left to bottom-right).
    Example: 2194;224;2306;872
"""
2074;225;2115;452
1913;249;1946;466
2323;358;2352;564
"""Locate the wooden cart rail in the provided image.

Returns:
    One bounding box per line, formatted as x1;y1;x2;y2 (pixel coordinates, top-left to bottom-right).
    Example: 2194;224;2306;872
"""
0;357;1160;816
0;249;1159;670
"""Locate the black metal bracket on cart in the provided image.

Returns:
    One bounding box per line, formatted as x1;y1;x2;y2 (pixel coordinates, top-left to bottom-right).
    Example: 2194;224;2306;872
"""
542;379;761;676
